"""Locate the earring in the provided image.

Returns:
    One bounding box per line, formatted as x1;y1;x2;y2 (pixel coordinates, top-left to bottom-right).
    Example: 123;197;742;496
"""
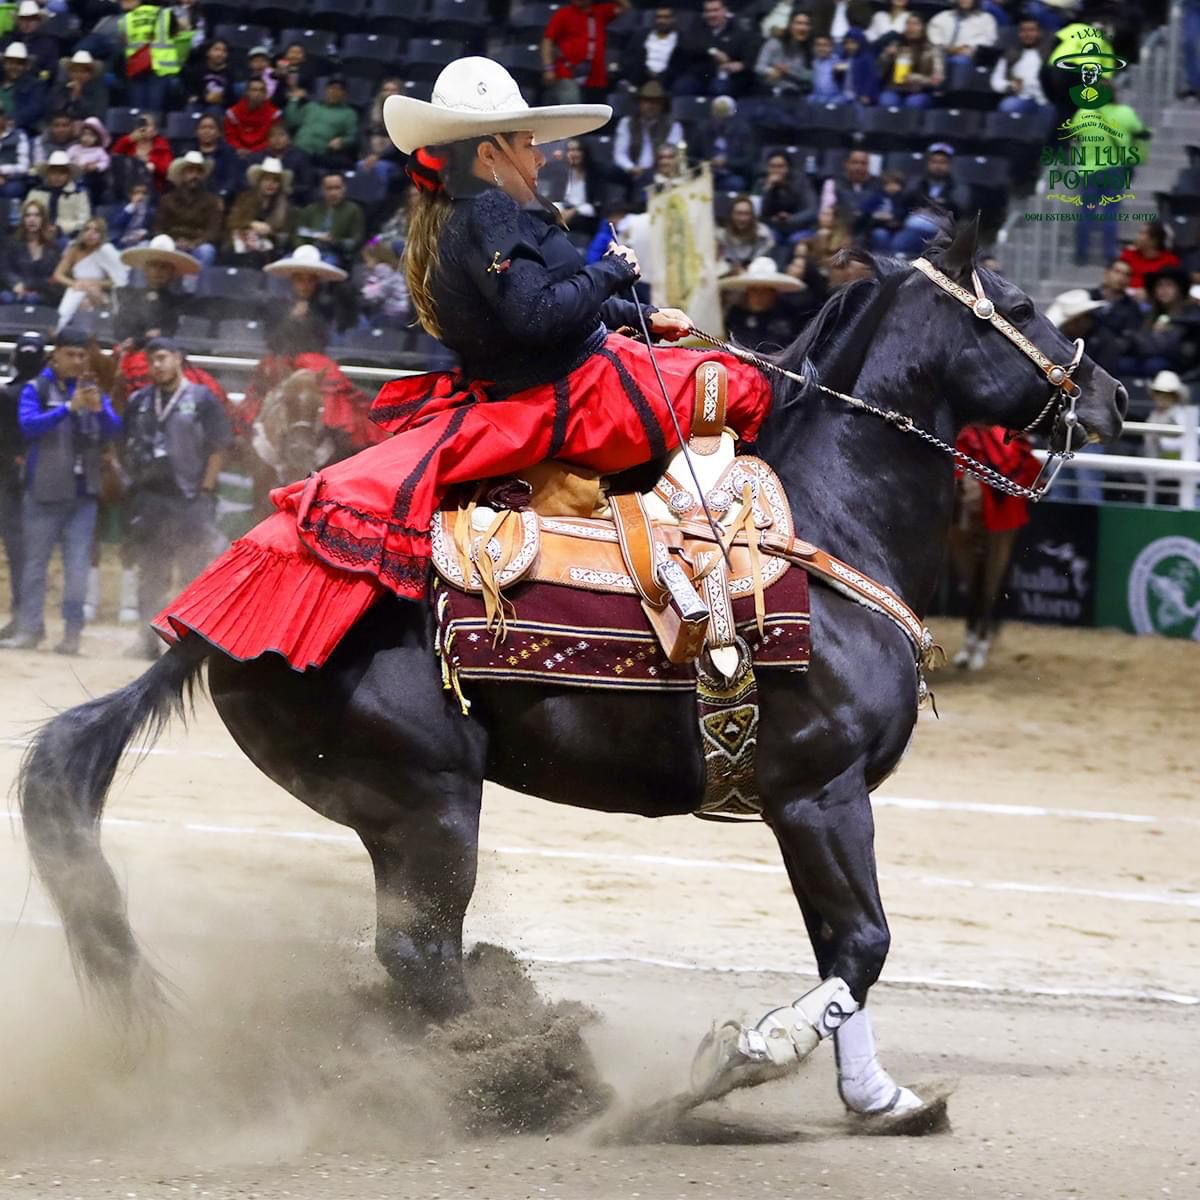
492;169;501;186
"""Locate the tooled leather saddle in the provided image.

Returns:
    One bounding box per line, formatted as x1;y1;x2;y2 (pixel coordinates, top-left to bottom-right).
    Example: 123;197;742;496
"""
429;361;933;682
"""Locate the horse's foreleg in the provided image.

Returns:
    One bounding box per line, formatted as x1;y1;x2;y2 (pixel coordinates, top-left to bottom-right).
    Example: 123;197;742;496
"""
769;762;924;1117
358;780;481;1022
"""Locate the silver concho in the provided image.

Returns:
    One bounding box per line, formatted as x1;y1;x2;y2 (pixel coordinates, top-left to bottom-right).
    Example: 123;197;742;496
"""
707;486;733;514
972;297;995;320
669;489;695;514
1048;365;1066;385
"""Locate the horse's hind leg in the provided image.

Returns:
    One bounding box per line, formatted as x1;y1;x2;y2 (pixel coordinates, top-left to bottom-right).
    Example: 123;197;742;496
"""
357;773;481;1022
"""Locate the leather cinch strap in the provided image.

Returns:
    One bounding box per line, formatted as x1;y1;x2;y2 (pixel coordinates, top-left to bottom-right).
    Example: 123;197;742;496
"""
612;491;669;608
690;361;727;456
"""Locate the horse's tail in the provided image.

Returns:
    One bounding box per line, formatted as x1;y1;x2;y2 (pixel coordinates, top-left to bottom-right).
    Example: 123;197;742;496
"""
17;637;210;1021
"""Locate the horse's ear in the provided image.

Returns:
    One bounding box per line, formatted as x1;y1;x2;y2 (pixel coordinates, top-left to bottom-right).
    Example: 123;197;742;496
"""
939;215;981;281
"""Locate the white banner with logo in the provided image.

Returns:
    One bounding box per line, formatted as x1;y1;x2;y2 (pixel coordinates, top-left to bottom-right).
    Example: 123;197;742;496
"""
644;163;724;339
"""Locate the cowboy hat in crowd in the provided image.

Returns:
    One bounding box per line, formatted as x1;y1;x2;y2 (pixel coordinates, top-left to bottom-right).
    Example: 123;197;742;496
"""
33;149;79;179
121;233;202;276
263;242;347;282
246;155;294;193
1044;288;1105;328
166;149;214;187
718;255;803;294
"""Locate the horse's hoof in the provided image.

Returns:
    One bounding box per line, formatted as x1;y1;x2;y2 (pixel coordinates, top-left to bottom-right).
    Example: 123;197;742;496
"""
688;1021;800;1107
850;1088;951;1136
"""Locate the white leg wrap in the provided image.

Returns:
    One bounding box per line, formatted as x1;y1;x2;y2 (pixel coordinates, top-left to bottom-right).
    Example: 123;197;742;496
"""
118;568;139;624
834;1009;923;1116
83;566;100;621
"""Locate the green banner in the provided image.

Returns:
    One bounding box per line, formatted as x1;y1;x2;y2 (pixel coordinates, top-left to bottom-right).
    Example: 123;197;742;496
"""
1095;505;1200;639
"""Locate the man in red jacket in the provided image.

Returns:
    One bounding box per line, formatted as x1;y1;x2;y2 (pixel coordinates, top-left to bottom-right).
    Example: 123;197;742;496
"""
224;77;280;157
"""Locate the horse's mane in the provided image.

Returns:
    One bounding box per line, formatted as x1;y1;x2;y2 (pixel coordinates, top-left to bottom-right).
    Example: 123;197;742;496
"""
771;211;968;403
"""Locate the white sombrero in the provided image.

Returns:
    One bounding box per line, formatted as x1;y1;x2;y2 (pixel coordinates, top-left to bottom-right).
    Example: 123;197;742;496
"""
166;149;213;187
718;256;803;292
1044;288;1105;328
263;243;347;282
121;233;201;275
246;155;294;192
383;56;611;155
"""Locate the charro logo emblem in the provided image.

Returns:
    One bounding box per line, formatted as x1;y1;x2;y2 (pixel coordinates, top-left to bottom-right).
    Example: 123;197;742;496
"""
1127;536;1200;640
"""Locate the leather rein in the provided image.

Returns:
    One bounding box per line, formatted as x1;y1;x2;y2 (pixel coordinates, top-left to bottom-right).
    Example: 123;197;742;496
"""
690;256;1085;502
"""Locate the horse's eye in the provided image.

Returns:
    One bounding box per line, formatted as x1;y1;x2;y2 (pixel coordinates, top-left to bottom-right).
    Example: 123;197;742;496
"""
1010;302;1034;324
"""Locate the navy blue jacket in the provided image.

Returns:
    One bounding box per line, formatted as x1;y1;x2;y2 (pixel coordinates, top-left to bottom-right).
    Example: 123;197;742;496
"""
430;180;648;395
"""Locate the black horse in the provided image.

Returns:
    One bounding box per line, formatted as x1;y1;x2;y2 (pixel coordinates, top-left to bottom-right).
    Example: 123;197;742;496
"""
18;226;1125;1116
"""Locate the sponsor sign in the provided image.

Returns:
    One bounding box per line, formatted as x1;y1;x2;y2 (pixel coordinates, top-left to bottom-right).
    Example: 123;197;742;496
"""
1001;502;1098;626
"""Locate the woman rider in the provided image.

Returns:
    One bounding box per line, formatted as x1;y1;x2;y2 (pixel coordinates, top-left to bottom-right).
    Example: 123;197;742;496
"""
154;58;773;670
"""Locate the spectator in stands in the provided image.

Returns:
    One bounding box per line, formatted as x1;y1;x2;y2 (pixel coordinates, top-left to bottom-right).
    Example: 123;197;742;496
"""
122;336;231;659
614;81;682;197
990;17;1050;113
0;109;30;224
901;142;970;225
224;76;280;158
361;79;402;155
1;198;60;305
818;149;882;238
1142;370;1187;471
755;11;814;96
242;45;277;101
678;0;757;98
265;242;348;332
32;111;77;166
926;0;997;65
652;142;685;190
115;234;197;345
27;149;90;238
803;206;853;275
1132;266;1200;377
53;215;127;330
836;27;880;105
111;113;172;193
692;95;754;192
627;7;684;90
808;0;875;41
5;2;58;81
540;0;629;105
719;254;802;352
0;331;45;638
1182;0;1200;102
866;168;912;251
293;171;364;269
276;41;317;97
808;35;842;103
67;116;110;208
155;150;222;269
183;36;232;108
718;195;774;273
194;112;239;200
1045;287;1122;377
286;75;358;172
1119;221;1181;296
257;119;313;205
108;179;156;249
0;325;119;655
543;137;602;238
781;239;829;326
117;0;184;116
759;150;818;245
866;0;913;44
225;155;292;266
358;237;409;328
48;50;109;122
1;43;47;131
877;15;944;108
1088;257;1143;345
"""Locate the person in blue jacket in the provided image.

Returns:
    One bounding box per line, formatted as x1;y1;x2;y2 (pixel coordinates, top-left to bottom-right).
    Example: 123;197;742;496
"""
0;326;120;655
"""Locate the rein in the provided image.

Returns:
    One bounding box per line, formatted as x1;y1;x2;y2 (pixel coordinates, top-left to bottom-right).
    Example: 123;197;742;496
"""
689;256;1085;502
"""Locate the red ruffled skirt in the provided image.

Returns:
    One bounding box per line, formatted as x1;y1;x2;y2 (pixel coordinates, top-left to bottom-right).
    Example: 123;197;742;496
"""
154;333;773;670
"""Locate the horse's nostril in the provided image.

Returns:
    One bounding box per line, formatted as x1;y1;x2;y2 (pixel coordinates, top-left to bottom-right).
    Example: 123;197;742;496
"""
1115;383;1129;418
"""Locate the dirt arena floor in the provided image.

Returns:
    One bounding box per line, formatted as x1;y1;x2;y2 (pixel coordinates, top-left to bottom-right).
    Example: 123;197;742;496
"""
1;611;1197;1200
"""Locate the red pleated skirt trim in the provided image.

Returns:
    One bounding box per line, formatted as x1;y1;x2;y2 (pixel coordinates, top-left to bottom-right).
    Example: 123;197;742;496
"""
151;512;385;671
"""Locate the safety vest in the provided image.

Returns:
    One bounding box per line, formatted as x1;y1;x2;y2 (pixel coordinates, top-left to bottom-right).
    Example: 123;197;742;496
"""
0;3;16;38
121;6;181;76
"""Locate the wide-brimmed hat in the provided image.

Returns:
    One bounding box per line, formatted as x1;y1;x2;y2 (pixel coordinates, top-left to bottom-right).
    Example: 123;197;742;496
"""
4;41;28;59
66;48;96;71
718;256;802;293
1150;369;1186;396
166;149;213;186
33;149;77;178
1044;288;1105;327
383;55;610;155
17;1;40;16
263;243;347;282
121;233;201;275
637;80;668;102
1143;264;1192;295
246;155;293;192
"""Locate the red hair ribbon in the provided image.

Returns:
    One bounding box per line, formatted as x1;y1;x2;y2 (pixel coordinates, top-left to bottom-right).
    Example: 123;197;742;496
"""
406;146;447;194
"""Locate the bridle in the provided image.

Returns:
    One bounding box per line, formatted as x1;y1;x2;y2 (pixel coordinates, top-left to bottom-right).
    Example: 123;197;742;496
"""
689;256;1088;502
